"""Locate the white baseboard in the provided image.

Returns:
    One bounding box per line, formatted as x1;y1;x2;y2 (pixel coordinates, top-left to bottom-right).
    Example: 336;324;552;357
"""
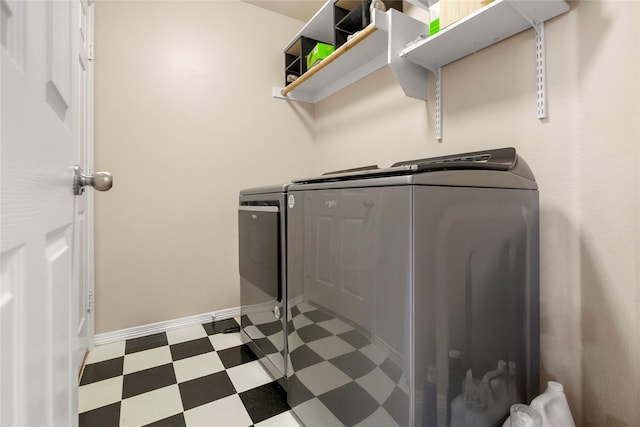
94;306;241;346
212;306;241;321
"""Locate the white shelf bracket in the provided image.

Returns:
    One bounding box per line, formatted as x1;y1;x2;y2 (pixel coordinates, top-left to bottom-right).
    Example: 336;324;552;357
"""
388;9;430;101
435;67;442;141
534;22;547;119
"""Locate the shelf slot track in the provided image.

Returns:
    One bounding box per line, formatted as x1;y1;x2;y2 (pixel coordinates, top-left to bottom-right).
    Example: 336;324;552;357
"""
435;67;442;141
534;22;547;119
507;1;548;119
422;66;442;141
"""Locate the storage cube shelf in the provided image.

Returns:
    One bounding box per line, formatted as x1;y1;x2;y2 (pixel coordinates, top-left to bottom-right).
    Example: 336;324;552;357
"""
334;0;370;49
284;36;325;87
275;7;428;104
332;0;402;49
277;20;387;103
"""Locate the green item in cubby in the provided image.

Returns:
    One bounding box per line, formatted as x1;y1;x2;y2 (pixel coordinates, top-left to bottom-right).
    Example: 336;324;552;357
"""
306;42;335;69
429;1;440;35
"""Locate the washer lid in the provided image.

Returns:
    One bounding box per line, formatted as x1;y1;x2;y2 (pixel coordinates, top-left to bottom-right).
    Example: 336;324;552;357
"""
392;147;516;171
292;147;533;185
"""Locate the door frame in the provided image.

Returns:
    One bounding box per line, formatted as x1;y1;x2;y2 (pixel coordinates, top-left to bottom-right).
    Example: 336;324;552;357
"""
75;0;97;371
86;0;96;352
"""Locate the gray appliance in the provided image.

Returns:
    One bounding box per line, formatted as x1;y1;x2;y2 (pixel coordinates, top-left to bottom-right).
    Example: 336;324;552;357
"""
238;184;290;386
285;148;539;427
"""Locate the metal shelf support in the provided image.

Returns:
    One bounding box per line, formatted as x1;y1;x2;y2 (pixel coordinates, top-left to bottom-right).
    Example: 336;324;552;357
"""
508;1;548;119
435;67;442;140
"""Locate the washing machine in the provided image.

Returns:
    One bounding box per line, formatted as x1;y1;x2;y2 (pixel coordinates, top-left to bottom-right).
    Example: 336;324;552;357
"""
284;148;540;427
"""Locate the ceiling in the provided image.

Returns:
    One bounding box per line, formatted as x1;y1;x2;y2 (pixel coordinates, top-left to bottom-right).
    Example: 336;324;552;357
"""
242;0;326;22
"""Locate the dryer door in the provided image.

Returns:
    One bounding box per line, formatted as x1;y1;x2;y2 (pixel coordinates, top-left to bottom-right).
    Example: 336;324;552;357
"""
238;205;285;377
239;206;280;301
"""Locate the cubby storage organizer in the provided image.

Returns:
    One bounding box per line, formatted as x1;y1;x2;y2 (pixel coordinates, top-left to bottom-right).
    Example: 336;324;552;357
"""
284;36;325;87
333;0;402;49
275;5;428;104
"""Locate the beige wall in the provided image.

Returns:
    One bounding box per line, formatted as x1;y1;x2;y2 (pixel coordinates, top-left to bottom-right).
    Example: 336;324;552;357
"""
95;0;640;425
313;1;640;426
94;1;314;332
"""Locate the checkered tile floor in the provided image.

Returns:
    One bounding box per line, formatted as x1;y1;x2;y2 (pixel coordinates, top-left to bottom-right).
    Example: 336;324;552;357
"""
78;319;301;427
242;301;410;427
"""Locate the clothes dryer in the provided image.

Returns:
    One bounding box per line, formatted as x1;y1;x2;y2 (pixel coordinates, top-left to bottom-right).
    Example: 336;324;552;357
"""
238;184;290;386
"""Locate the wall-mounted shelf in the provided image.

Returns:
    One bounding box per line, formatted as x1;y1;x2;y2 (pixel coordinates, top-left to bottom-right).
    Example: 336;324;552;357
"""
274;0;570;141
399;0;570;139
400;0;569;70
273;7;428;104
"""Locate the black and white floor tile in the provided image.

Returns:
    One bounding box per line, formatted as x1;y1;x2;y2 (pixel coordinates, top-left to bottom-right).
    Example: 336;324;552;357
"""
79;319;301;427
242;301;409;427
81;303;410;427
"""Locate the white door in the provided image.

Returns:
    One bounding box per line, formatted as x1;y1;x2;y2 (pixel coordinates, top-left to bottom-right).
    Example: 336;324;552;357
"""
0;0;102;425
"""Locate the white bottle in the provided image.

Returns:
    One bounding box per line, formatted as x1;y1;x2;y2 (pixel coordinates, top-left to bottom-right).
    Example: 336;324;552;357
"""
509;404;542;427
451;369;491;427
482;360;510;425
529;381;576;427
